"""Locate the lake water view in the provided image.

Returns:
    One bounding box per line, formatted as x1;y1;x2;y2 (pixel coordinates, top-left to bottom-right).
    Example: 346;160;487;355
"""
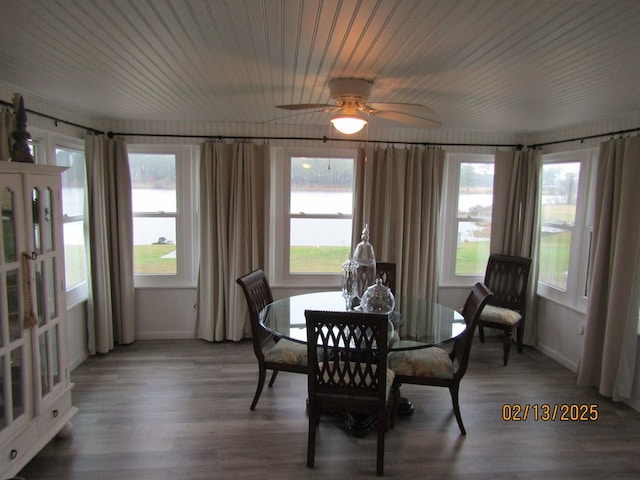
61;189;565;246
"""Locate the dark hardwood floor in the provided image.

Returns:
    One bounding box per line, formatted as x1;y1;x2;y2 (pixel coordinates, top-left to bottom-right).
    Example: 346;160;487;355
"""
17;337;640;479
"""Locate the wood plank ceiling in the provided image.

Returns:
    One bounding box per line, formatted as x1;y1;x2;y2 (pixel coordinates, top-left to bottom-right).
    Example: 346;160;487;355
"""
1;0;639;134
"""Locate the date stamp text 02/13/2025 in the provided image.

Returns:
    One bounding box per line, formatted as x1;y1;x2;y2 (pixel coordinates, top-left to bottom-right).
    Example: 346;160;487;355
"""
502;404;599;422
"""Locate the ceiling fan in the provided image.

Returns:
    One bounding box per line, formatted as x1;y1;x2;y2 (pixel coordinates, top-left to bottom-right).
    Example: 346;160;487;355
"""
276;78;441;134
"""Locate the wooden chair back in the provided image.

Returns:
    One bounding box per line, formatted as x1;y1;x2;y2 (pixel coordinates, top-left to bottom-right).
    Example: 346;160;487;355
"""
305;309;391;476
236;269;274;361
451;282;494;379
483;254;531;313
376;261;396;294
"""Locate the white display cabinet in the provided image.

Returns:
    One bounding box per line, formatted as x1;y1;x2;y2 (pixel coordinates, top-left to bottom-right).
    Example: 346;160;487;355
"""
0;161;78;478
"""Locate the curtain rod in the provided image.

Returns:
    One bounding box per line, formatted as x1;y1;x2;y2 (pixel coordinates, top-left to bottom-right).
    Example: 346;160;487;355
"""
0;99;104;135
106;130;522;148
3;97;638;150
527;126;640;148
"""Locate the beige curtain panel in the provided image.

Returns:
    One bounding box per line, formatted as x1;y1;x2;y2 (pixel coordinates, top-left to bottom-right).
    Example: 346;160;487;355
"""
491;148;541;345
85;134;136;354
196;141;270;342
578;136;640;402
353;145;446;302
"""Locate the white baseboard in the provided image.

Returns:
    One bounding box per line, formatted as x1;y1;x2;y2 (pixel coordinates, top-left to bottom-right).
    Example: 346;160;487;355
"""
135;331;196;340
536;343;579;373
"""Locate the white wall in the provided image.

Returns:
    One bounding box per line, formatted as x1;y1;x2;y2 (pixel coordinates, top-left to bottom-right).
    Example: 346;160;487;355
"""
66;302;88;370
134;288;198;339
535;297;585;372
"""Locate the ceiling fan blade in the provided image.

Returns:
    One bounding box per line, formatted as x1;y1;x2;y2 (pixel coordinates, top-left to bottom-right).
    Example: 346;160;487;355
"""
276;103;336;111
371;110;442;129
366;102;434;116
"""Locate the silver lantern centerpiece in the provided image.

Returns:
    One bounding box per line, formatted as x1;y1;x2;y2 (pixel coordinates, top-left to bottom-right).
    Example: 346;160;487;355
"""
341;255;358;310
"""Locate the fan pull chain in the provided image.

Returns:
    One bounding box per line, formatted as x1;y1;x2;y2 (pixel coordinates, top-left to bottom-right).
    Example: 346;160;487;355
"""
328;124;332;170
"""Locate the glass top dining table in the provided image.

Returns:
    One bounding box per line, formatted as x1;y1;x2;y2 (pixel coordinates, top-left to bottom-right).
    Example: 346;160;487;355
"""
259;291;465;352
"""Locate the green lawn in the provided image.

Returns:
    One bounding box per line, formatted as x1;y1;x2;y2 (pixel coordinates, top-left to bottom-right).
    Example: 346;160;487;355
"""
65;230;573;285
290;246;351;273
538;230;571;289
134;244;177;274
456;240;490;275
541;203;576;223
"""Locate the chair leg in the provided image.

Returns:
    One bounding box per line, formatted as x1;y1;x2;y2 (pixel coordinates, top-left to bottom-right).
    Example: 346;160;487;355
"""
307;408;317;469
502;329;513;366
516;323;524;353
478;324;485;343
376;412;386;476
268;369;279;387
449;383;466;435
389;382;400;429
250;365;267;410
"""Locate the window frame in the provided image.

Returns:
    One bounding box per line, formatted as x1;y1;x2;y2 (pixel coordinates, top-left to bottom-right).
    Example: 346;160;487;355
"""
270;146;357;288
54;139;89;307
127;144;198;288
440;153;495;286
537;148;597;311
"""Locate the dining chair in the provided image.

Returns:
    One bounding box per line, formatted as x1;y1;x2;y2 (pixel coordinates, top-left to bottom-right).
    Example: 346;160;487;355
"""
478;254;532;365
376;261;396;294
305;309;394;477
388;282;493;435
236;269;308;410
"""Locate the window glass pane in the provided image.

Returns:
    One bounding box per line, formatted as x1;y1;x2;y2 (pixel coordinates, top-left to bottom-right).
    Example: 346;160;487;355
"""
130;154;176;213
56;148;85;218
539;229;572;290
56;147;88;293
290;157;353;214
541;163;580;227
455;163;493;275
133;217;177;274
63;221;87;288
455;220;491;275
539;162;581;291
289;156;353;274
290;218;352;273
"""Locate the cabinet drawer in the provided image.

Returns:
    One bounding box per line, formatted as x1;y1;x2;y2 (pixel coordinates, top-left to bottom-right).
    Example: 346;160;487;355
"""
1;422;37;476
37;388;73;437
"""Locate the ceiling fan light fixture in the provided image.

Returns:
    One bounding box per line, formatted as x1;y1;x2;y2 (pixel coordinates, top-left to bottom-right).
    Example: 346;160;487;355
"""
330;113;367;134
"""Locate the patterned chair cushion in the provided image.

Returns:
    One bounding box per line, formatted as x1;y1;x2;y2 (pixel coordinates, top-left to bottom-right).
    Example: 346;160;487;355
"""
480;305;522;326
388;347;453;379
265;338;308;365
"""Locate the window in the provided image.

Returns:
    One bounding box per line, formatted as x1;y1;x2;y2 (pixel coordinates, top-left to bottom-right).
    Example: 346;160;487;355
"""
539;162;581;290
56;145;89;305
272;147;356;286
128;146;197;287
441;154;494;284
537;149;596;309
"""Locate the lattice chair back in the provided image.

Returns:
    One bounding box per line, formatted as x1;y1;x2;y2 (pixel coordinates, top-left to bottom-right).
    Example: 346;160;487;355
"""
484;254;531;313
376;261;397;294
305;309;393;476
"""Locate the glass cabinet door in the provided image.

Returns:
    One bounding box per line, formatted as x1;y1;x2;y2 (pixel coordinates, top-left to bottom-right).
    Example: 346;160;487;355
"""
0;174;29;436
25;175;65;405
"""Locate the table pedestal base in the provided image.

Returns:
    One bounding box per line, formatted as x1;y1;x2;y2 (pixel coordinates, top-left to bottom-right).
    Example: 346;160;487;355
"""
327;396;414;438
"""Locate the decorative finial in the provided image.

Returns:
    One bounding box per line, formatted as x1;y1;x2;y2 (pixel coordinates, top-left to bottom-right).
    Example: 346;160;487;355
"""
10;94;35;163
361;223;370;241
